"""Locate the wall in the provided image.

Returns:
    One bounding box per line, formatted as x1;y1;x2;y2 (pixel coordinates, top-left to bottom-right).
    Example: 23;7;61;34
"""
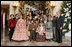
53;1;63;16
1;1;37;19
1;1;14;15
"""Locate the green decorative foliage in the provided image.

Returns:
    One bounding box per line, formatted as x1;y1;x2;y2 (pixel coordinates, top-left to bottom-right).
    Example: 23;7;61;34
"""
60;1;71;36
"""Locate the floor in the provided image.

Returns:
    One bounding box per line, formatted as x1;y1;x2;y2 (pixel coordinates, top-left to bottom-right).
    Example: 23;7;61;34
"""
1;36;71;46
1;30;3;39
1;26;71;46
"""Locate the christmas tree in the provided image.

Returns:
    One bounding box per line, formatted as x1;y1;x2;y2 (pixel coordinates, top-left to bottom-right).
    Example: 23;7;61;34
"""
60;1;71;36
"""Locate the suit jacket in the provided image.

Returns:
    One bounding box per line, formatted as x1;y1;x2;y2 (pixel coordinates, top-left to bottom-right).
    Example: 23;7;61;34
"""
56;16;64;29
52;20;56;27
13;17;19;24
8;18;16;28
29;23;35;31
34;23;39;30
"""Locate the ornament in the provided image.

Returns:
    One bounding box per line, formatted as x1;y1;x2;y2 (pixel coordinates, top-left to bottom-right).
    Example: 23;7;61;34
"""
63;8;66;11
68;17;71;19
65;12;69;17
69;5;71;8
63;29;67;32
64;8;67;12
63;23;66;27
61;14;64;16
66;8;69;11
69;10;71;13
66;3;69;5
69;23;71;30
64;18;67;21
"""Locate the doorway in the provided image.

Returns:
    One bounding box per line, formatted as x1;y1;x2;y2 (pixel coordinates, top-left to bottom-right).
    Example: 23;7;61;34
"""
1;5;9;39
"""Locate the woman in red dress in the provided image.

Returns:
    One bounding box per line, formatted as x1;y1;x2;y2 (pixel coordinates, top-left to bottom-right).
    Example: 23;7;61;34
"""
8;14;16;41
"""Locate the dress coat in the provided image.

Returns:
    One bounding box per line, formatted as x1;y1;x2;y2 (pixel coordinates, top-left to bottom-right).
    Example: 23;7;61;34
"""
56;16;64;43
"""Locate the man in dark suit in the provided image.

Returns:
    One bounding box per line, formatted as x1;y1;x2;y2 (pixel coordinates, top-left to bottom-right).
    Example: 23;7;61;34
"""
56;11;64;43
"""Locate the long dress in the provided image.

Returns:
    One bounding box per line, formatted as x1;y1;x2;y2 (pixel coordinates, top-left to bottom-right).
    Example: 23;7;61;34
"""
45;21;53;39
12;18;29;41
36;26;45;42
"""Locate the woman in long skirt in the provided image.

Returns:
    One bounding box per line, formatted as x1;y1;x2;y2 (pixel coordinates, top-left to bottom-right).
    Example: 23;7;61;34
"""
36;22;45;42
45;14;53;40
12;13;29;41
